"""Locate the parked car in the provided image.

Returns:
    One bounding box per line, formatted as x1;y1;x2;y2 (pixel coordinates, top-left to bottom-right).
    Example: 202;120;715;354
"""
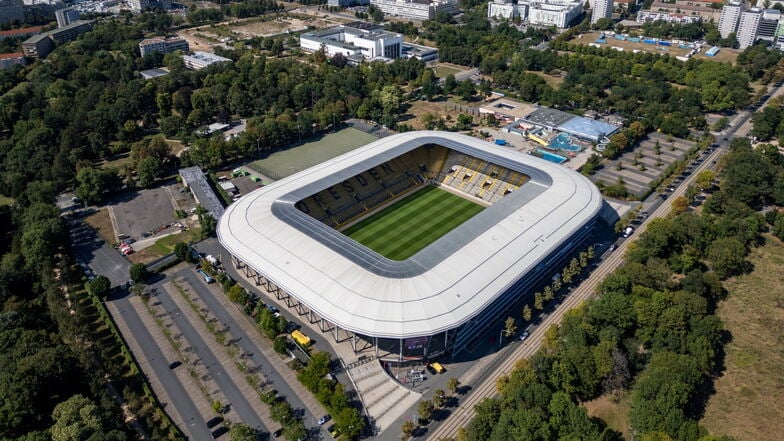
168;360;182;369
519;330;530;341
318;415;331;425
210;426;228;439
206;417;223;428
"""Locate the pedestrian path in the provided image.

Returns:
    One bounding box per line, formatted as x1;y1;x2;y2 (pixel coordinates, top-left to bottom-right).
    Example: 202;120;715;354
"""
348;361;421;434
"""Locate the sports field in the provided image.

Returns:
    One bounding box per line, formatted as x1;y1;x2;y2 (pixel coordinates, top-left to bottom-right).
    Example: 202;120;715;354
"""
343;186;484;260
248;127;378;180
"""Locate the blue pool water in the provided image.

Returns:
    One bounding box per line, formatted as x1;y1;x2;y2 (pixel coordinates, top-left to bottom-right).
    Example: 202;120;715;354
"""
537;150;567;164
549;133;581;152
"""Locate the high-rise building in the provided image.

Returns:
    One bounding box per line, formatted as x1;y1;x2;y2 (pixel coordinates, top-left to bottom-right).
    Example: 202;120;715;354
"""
718;1;742;38
756;8;780;42
591;0;613;23
737;7;762;48
55;7;80;28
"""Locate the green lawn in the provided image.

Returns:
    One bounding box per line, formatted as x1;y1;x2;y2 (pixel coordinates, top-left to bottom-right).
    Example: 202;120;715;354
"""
343;186;484;260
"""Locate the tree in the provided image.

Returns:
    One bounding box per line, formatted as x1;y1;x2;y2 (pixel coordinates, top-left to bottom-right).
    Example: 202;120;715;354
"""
522;304;532;322
228;284;248;304
282;421;307;441
401;420;415;439
707;237;747;278
50;395;102;441
137;156;164;188
174;242;190;262
696;169;715;190
86;275;110;298
504;316;517;337
75;167;120;205
417;399;434;423
447;377;460;395
534;292;544;310
129;263;148;283
672;196;689;213
229;424;259;441
432;389;446;408
443;74;457;94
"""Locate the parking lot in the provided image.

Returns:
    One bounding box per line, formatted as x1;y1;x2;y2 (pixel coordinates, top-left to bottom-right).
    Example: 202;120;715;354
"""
108;183;194;241
591;133;696;197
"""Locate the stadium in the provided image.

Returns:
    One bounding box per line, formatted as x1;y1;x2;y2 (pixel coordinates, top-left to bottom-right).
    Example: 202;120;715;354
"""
218;131;602;362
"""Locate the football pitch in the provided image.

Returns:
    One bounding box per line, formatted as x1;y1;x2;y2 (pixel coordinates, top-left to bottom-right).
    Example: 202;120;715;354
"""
342;186;484;261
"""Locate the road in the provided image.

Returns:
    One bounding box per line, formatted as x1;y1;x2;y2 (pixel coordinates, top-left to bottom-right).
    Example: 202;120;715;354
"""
425;81;784;441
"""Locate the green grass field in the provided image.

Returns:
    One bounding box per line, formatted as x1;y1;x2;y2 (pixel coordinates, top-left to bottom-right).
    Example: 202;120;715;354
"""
248;127;378;180
343;186;484;260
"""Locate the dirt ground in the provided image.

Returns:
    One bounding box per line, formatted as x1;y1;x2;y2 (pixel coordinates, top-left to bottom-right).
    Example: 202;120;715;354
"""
568;31;740;65
583;392;631;440
231;16;335;38
700;236;784;441
400;99;478;130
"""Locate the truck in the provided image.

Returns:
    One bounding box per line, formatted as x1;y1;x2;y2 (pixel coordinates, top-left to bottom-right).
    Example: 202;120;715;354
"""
623;226;634;238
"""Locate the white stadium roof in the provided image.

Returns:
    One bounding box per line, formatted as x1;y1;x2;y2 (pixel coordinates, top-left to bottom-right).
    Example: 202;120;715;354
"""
218;131;602;339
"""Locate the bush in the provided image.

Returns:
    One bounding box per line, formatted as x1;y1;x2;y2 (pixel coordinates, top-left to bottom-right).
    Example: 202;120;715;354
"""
273;336;288;355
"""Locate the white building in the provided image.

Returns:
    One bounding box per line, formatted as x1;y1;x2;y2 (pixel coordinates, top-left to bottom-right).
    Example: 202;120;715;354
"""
528;1;583;28
487;0;527;19
718;1;742;38
591;0;613;23
370;0;458;21
756;8;780;42
636;11;702;23
55;7;80;28
182;51;232;70
488;0;581;27
300;24;403;62
139;36;189;57
737;7;762;48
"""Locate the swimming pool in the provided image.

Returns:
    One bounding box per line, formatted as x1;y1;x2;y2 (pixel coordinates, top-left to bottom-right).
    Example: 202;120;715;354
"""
549;133;581;152
536;149;567;164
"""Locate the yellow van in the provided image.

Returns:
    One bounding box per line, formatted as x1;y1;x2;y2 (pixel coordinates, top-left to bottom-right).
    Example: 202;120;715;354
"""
430;362;445;374
291;329;311;346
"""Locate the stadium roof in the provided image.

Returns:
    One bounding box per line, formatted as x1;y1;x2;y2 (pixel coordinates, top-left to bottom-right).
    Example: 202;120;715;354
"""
218;132;602;339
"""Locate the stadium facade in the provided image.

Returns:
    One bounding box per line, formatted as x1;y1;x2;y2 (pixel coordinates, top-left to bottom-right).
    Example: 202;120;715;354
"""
218;131;602;362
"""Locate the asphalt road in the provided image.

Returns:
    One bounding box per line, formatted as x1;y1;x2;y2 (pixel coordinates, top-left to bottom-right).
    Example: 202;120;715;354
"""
424;81;784;441
148;280;269;433
109;292;214;441
69;219;130;288
174;268;319;431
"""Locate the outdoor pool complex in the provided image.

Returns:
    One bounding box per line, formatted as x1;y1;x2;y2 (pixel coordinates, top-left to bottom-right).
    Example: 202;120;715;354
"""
537;149;568;164
549;133;581;152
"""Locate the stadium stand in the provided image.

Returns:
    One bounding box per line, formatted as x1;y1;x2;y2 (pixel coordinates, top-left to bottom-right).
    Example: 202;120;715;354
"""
296;145;529;228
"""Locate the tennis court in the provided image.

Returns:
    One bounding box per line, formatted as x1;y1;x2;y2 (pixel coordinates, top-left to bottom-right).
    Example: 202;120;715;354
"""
343;186;485;261
248;128;378;180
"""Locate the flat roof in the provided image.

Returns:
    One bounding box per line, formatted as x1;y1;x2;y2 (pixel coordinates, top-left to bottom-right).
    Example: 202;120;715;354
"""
218;131;602;339
179;167;225;219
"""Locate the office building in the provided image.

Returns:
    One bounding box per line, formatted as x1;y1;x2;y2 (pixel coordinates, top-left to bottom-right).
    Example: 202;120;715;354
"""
0;0;24;24
139;36;189;57
718;1;743;38
0;25;42;39
21;34;53;58
327;0;369;5
591;0;613;23
300;23;403;62
737;8;762;48
636;11;702;23
370;0;458;21
182;51;232;70
55;7;80;28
